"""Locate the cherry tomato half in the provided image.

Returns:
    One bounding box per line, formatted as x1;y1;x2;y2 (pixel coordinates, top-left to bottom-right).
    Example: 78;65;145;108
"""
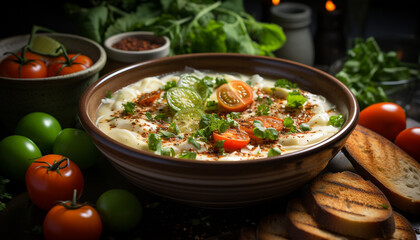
358;102;406;141
395;127;420;163
213;128;250;152
217;80;254;112
43;191;102;240
240;116;284;140
48;54;93;76
0;51;47;78
25;154;84;210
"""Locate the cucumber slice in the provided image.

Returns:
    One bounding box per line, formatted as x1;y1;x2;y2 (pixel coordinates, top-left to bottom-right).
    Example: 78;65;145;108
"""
172;108;203;134
177;74;211;99
166;87;203;112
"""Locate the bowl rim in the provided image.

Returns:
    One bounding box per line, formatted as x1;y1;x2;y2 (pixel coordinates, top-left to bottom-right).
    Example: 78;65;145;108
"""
104;31;171;55
0;32;106;82
79;53;359;166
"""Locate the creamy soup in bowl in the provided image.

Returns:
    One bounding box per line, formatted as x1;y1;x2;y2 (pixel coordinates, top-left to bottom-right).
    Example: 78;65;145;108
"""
96;69;343;161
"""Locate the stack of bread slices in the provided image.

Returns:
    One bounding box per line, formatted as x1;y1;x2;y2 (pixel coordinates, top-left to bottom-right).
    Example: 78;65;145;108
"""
240;125;419;240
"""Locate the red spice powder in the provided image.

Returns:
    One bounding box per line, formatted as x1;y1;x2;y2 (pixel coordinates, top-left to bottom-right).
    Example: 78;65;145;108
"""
112;37;164;51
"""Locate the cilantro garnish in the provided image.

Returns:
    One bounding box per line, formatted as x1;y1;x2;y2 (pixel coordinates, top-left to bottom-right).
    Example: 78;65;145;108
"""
147;133;175;157
283;117;297;133
287;90;306;108
299;123;311;131
274;78;298;89
329;114;345;128
106;90;113;98
145;112;153;121
122;102;136;115
205;100;218;111
215;77;228;88
188;137;201;149
161;80;177;91
253;120;278;140
179;151;197;160
257;103;270;116
267;147;282;157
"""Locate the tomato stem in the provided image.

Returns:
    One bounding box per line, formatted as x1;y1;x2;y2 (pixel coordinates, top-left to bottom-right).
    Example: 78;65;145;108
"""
33;157;68;176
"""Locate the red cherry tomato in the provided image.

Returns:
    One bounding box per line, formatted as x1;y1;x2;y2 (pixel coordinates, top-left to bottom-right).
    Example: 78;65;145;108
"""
395;127;420;163
25;154;84;210
240;116;284;140
0;51;47;78
48;54;93;76
216;80;254;112
213;128;250;152
358;102;406;141
43;190;102;240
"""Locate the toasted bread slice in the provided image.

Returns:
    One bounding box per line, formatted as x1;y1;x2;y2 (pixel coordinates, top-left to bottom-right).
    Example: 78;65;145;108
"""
304;171;395;239
388;211;417;240
257;213;289;240
286;198;354;240
343;125;420;214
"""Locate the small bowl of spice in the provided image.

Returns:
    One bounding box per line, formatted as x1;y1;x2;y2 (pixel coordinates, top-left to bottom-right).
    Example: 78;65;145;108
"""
103;31;170;72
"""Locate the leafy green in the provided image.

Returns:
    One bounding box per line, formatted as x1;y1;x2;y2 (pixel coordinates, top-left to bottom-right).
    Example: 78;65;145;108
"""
0;176;11;211
65;0;286;56
329;114;345;128
122;101;136;114
179;151;197;159
147;133;175;157
335;37;417;109
267;147;281;157
287;90;306;108
274;78;298;89
283;117;297;133
257;103;270;116
253;120;278;140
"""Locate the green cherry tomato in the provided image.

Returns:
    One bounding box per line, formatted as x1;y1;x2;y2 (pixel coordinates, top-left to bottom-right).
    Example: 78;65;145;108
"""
52;128;101;170
96;189;143;232
15;112;62;154
0;135;42;181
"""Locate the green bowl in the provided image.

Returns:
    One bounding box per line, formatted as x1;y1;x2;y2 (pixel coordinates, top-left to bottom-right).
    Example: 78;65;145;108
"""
0;33;106;130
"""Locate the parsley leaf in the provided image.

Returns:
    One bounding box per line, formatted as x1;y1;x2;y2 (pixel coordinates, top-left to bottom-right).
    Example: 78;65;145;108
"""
299;123;311;131
161;80;177;91
253;120;279;140
274;78;298;89
145;112;153;121
283;117;297;133
267;147;282;157
122;102;136;115
179;151;197;160
329;114;345;127
215;77;228;88
287;90;306;108
257;103;270;116
188;137;201;149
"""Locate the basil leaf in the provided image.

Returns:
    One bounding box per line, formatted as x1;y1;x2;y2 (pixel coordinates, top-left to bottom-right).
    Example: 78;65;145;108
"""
267;147;282;157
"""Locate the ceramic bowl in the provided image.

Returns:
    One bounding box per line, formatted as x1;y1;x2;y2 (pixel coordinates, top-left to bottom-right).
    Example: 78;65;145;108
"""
79;53;359;208
103;31;170;73
0;33;106;130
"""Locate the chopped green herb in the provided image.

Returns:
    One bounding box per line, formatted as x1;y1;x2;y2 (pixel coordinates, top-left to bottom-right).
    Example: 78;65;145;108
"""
145;112;153;121
329;114;345;128
106;90;113;98
257;103;270;116
215;77;228;88
160;147;175;157
253;120;278;140
154;113;168;121
299;123;311;131
161;80;177;91
267;147;281;157
378;204;389;209
147;133;162;151
274;78;298;89
179;151;197;160
287;90;306;108
283;117;297;133
215;140;226;155
188;137;201;149
205;100;218;111
122;102;136;115
159;130;176;139
169;122;180;134
246;80;252;86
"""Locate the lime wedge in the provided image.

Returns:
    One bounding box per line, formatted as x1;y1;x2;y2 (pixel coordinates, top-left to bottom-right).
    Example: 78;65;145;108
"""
172;108;203;134
29;35;64;56
166;87;203;112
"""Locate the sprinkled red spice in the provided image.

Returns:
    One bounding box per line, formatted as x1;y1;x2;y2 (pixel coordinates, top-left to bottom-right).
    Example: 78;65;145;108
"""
112;37;164;51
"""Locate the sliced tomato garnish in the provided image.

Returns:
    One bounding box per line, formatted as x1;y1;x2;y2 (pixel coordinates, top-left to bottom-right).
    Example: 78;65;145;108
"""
213;128;250;152
240;116;284;140
216;80;254;112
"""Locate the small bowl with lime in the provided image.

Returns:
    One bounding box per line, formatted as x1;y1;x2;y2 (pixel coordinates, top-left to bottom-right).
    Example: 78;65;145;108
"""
0;27;106;130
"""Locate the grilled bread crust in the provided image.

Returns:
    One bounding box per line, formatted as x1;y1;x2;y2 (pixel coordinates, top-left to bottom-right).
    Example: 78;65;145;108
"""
286;198;354;240
257;213;289;240
304;171;395;239
389;211;417;240
343;125;420;214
